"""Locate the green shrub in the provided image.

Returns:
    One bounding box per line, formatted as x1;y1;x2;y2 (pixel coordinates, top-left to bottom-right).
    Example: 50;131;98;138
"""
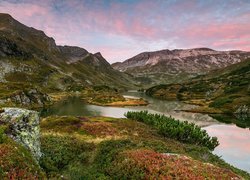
224;86;242;94
93;85;117;92
94;139;136;170
125;111;219;150
146;84;169;96
209;97;233;108
40;135;94;174
0;126;7;144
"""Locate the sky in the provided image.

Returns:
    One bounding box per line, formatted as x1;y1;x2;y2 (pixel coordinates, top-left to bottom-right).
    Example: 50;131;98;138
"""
0;0;250;63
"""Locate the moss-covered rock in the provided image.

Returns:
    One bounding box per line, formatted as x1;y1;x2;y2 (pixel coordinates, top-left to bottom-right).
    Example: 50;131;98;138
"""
0;108;41;160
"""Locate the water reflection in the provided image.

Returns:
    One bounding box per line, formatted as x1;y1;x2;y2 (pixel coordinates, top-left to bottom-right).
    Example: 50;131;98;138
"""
209;114;250;128
205;125;250;173
122;91;220;127
41;97;101;117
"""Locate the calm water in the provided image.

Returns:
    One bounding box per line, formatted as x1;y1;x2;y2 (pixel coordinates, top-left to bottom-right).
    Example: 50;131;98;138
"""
41;91;250;173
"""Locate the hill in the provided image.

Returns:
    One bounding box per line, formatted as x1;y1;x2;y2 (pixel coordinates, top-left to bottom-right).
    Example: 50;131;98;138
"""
146;59;250;123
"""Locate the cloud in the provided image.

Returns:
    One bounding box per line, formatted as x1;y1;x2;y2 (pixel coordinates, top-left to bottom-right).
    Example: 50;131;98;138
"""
0;0;249;62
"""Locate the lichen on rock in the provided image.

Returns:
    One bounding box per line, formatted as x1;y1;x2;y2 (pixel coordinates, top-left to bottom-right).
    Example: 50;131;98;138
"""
0;107;41;161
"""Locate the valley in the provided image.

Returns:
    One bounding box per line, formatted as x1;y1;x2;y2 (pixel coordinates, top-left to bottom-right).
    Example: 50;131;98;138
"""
0;12;250;179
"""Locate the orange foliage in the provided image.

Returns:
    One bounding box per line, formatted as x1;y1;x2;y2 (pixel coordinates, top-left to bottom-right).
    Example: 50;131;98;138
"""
81;122;118;137
0;143;43;179
121;149;241;180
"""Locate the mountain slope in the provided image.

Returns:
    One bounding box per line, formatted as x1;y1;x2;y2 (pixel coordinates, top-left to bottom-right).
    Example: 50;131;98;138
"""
0;13;135;94
112;48;250;86
146;59;250;120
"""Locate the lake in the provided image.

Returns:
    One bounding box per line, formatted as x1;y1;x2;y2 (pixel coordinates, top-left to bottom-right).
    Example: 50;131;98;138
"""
41;91;250;173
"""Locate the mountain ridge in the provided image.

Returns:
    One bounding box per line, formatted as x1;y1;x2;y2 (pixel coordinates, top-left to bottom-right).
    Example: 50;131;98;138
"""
0;13;136;92
112;47;250;86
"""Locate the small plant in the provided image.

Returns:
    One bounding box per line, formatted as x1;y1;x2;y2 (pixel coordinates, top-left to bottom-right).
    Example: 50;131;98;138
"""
0;125;7;144
125;111;219;150
209;97;233;108
40;135;94;174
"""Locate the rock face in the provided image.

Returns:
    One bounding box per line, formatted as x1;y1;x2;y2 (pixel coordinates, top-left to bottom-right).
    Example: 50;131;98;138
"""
10;89;51;106
0;108;41;160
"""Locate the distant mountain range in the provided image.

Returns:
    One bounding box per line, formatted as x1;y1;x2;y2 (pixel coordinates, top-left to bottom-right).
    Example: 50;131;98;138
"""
112;48;250;86
0;13;135;91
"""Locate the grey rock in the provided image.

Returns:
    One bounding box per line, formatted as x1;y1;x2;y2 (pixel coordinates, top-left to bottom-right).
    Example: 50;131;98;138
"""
0;108;41;161
10;89;51;106
234;105;250;115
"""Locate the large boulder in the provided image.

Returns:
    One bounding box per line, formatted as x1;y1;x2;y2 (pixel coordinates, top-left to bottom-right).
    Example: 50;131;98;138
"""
0;108;41;160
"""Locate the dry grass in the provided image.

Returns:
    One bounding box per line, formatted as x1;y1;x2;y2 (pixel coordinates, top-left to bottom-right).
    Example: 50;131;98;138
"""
101;98;148;107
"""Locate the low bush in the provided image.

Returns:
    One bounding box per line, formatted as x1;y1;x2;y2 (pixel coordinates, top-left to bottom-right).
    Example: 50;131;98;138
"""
0;139;45;179
40;135;94;174
0;125;7;144
125;111;219;150
209;97;233;108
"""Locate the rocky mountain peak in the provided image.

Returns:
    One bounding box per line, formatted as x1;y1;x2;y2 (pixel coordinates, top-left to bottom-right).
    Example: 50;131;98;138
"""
0;13;14;23
94;52;103;58
58;45;89;63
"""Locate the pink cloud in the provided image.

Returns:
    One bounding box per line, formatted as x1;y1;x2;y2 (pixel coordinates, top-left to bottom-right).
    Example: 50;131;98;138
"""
0;0;249;62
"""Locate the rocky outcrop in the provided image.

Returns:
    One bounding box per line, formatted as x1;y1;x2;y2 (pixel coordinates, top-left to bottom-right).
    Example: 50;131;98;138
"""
0;108;41;160
9;89;51;107
234;105;250;120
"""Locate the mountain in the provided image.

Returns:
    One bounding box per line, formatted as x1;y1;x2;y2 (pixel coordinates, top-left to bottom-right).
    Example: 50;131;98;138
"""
0;13;135;94
112;48;250;86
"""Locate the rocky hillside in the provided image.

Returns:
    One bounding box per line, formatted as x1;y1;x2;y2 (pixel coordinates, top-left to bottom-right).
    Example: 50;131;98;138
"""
112;48;250;85
146;59;250;125
0;13;135;94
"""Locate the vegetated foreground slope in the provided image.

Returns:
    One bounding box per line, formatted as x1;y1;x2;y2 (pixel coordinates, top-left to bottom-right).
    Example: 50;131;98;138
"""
146;59;250;119
0;13;136;94
1;108;250;178
112;48;250;86
18;114;250;178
